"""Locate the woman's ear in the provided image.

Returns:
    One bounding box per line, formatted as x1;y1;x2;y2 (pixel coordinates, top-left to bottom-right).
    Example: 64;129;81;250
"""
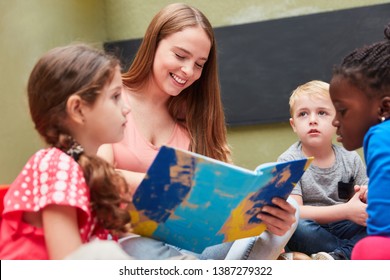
66;95;85;124
379;96;390;120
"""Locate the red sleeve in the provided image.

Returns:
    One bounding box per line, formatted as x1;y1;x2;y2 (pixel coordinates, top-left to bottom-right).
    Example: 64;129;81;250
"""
3;148;91;228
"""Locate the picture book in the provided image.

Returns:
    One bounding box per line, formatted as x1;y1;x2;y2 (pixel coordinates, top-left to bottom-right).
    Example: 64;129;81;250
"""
129;145;312;253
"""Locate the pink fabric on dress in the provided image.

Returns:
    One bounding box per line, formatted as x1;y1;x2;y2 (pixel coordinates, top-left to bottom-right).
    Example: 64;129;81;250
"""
0;148;107;259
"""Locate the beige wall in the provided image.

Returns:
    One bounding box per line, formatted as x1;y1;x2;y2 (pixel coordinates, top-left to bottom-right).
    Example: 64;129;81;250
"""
0;0;379;183
0;0;106;183
227;123;365;170
104;0;389;40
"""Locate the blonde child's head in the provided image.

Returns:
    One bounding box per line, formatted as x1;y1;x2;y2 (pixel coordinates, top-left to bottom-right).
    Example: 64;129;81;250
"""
289;80;330;117
288;80;336;150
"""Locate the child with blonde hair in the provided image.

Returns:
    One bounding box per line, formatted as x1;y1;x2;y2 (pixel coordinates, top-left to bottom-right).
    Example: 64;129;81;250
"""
278;80;368;260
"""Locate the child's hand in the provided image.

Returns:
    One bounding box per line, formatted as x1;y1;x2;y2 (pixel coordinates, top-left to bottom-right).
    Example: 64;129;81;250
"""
257;198;296;236
354;185;368;203
346;192;368;226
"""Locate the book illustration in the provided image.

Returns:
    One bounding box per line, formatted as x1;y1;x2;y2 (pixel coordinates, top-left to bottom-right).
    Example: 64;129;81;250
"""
129;145;312;253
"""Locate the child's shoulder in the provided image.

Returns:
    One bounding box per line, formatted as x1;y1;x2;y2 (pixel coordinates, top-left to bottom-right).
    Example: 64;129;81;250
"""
278;142;303;161
27;147;78;168
5;147;88;215
12;147;84;190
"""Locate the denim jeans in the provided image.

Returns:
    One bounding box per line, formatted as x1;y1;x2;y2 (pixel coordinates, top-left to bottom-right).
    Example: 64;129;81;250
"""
119;226;296;260
286;219;367;259
119;197;300;260
65;239;196;260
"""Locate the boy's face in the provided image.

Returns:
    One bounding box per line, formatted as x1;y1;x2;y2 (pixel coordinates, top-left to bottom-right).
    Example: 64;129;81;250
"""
290;93;336;149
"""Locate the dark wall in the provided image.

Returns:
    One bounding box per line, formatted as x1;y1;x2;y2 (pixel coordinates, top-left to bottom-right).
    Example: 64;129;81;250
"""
104;3;390;126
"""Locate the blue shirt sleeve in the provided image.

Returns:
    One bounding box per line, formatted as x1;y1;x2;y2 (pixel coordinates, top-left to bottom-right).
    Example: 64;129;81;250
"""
364;121;390;236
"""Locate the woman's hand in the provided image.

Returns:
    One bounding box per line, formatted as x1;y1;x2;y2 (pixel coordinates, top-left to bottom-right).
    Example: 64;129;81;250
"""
257;197;296;236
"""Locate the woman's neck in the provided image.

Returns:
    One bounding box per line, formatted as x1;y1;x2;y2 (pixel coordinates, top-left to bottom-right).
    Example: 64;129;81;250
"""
128;80;171;108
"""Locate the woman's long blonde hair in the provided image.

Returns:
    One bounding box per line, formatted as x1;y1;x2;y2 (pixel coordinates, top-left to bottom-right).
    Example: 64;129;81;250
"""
122;3;231;163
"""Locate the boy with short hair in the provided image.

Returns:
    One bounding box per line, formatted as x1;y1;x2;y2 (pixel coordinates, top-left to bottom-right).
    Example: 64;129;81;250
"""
278;80;368;260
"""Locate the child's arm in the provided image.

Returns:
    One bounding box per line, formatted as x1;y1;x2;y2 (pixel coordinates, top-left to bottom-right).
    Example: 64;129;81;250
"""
290;193;367;226
42;205;83;259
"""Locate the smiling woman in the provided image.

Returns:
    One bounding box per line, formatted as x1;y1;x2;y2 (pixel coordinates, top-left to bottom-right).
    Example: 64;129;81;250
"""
97;3;299;261
98;2;231;192
152;26;211;95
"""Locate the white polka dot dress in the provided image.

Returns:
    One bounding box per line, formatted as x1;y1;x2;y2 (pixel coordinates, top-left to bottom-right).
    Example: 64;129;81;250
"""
0;148;109;259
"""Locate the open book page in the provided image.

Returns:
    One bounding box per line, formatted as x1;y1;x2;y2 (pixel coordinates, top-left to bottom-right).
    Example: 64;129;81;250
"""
129;146;312;253
252;157;313;207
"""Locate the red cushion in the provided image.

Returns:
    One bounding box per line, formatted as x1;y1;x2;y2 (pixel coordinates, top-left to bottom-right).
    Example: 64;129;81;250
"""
0;185;10;214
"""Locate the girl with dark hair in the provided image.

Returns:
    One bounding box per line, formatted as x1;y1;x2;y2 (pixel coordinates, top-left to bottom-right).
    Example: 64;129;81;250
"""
330;23;390;259
0;44;132;259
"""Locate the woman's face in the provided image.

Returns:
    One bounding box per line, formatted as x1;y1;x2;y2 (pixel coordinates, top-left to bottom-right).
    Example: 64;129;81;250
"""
151;26;211;97
329;75;381;151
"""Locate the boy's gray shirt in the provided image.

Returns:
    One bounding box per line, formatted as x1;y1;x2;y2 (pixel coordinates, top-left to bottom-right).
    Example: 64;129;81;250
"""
277;142;368;206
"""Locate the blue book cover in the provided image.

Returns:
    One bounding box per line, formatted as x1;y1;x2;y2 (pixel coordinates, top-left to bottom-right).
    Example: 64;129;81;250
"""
129;145;312;253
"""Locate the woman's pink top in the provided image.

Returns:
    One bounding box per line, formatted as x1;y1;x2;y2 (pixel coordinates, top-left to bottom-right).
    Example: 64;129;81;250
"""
0;148;107;260
112;110;190;173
